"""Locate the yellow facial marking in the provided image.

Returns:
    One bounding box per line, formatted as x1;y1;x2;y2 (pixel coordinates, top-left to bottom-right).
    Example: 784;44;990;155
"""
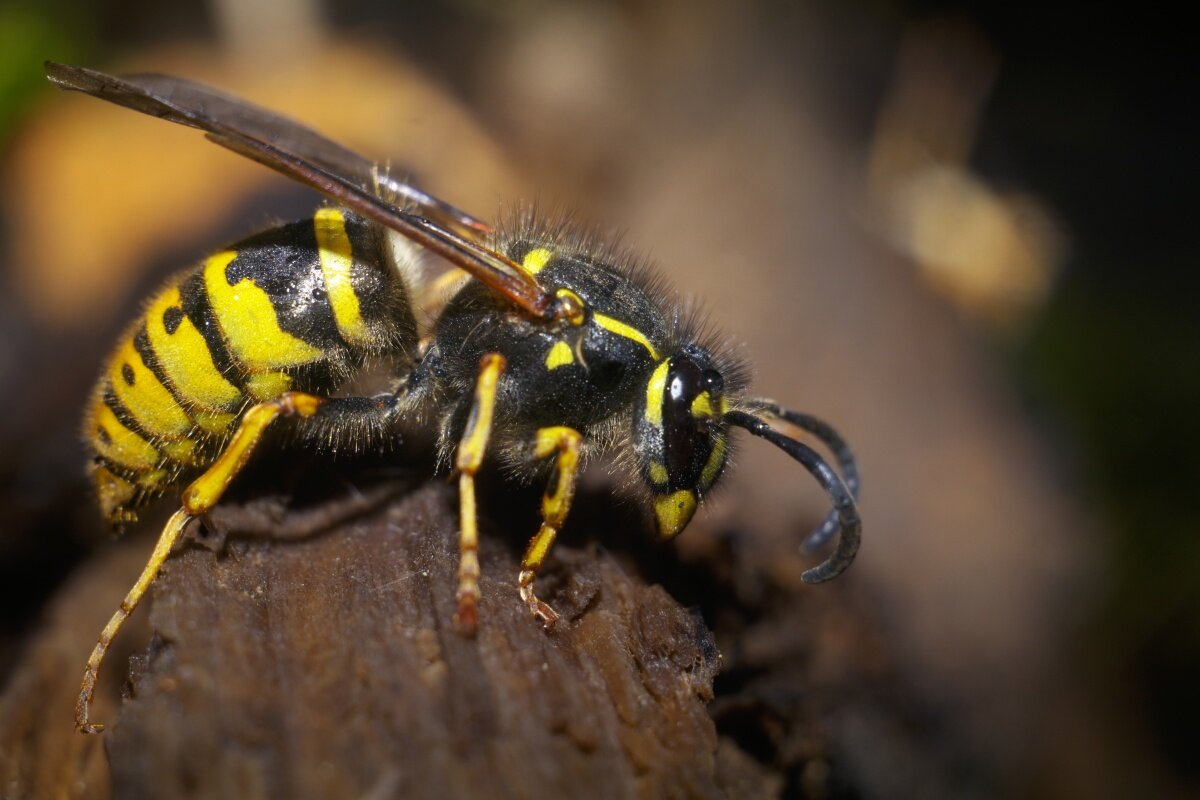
145;284;242;411
648;461;669;485
544;340;575;370
244;371;292;402
315;208;370;346
654;490;697;540
700;433;727;490
644;360;670;426
92;403;159;471
204;250;323;370
690;391;715;419
108;338;192;440
522;247;553;275
593;313;659;360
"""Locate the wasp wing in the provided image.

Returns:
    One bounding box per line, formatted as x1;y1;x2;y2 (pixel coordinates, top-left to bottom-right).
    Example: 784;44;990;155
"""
45;61;553;319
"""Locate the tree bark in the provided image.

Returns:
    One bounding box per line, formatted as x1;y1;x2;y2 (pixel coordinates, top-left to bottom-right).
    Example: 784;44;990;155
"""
2;476;787;799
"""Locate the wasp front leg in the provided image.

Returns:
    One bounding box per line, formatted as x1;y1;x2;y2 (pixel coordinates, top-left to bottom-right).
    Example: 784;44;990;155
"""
452;353;507;633
518;426;583;628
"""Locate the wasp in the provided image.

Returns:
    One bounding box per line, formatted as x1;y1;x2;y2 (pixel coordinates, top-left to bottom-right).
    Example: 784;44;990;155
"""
46;62;861;734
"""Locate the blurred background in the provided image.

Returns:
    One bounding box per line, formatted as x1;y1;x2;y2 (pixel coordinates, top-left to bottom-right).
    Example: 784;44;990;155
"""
0;0;1194;797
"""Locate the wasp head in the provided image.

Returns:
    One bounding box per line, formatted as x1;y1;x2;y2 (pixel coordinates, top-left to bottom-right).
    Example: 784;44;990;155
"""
633;345;733;539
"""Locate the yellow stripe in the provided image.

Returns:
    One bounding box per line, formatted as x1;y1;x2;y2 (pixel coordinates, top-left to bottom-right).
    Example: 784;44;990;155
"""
92;403;160;471
644;360;670;425
146;284;242;411
134;469;169;491
192;410;237;437
544;340;574;370
204;250;323;370
161;438;199;465
648;461;669;485
593;313;659;360
699;433;727;490
245;371;292;402
314;208;370;346
108;338;193;440
690;391;714;419
522;247;553;275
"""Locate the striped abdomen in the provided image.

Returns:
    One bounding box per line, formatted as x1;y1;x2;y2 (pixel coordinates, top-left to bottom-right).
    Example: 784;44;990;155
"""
86;208;417;524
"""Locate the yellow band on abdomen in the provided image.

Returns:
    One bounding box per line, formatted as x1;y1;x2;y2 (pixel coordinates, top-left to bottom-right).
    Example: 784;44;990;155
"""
315;208;370;346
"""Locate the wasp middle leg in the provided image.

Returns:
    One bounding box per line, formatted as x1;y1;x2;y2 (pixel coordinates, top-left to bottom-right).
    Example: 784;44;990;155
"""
452;353;507;633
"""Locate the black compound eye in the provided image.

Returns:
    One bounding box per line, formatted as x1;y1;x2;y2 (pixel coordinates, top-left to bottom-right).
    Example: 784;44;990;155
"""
661;355;721;489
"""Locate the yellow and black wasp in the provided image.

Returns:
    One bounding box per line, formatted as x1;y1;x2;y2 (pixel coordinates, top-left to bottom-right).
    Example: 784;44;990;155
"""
46;62;861;734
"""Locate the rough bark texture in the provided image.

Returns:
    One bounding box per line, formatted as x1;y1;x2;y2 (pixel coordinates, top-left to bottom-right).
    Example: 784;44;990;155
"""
1;473;792;799
115;481;729;799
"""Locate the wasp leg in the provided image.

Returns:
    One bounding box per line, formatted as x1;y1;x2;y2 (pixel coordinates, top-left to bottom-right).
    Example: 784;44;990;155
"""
518;426;583;628
452;353;507;633
76;507;191;733
77;390;402;733
182;392;324;513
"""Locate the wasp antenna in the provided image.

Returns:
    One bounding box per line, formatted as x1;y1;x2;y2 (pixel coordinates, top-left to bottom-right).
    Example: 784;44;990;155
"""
725;410;861;583
752;402;860;551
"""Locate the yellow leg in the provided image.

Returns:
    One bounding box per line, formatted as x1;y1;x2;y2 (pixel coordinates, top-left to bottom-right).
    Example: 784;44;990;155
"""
453;353;507;633
76;508;190;732
518;426;583;628
181;392;323;514
77;391;324;733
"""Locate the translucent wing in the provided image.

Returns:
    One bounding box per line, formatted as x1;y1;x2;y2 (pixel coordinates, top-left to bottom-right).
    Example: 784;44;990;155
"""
45;61;554;318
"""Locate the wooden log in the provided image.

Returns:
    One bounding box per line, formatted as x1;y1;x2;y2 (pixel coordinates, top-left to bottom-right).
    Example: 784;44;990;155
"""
1;471;796;799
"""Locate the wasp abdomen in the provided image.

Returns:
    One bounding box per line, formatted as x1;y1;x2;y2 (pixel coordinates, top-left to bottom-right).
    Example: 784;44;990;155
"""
85;208;416;524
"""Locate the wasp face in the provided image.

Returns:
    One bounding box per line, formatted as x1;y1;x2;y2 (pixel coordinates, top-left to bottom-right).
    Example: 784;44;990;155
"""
635;346;730;539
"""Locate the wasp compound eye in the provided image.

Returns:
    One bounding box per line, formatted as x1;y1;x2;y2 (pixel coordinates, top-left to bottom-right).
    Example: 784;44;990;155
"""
663;356;718;488
640;353;731;539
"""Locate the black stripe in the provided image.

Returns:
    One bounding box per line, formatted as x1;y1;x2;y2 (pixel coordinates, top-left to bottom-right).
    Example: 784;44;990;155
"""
132;323;203;423
223;218;346;353
92;452;183;508
178;268;249;393
102;385;161;453
92;452;146;484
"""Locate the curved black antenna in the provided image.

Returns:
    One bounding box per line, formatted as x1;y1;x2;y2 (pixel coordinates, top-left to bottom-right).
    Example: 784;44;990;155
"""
725;410;861;583
754;402;860;552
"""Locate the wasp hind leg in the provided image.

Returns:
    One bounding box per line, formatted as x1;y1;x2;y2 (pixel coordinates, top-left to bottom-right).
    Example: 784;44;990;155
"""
76;507;191;733
518;426;583;628
76;390;402;733
452;353;507;633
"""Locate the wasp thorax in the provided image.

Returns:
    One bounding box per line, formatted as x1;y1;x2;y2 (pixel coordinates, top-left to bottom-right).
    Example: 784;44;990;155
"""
636;347;730;539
